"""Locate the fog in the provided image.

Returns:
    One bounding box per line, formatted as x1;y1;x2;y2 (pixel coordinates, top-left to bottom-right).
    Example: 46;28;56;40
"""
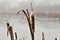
0;0;60;40
0;14;60;40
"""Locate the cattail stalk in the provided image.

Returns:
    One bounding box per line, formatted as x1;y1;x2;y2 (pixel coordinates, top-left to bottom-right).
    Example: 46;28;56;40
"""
6;22;10;36
42;32;44;40
31;2;33;11
15;32;18;40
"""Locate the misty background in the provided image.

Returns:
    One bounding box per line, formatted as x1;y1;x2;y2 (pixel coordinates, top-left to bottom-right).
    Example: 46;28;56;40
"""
0;0;60;13
0;0;60;40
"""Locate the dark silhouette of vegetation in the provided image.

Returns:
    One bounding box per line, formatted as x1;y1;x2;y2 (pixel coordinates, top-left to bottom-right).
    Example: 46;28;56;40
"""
42;32;44;40
15;32;18;40
16;2;35;40
6;22;14;40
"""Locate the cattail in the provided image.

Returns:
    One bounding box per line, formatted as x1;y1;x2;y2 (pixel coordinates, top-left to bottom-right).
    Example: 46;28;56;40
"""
22;10;35;40
6;20;10;29
6;21;10;36
15;32;18;40
30;11;35;33
42;32;44;40
7;26;14;40
17;8;35;40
